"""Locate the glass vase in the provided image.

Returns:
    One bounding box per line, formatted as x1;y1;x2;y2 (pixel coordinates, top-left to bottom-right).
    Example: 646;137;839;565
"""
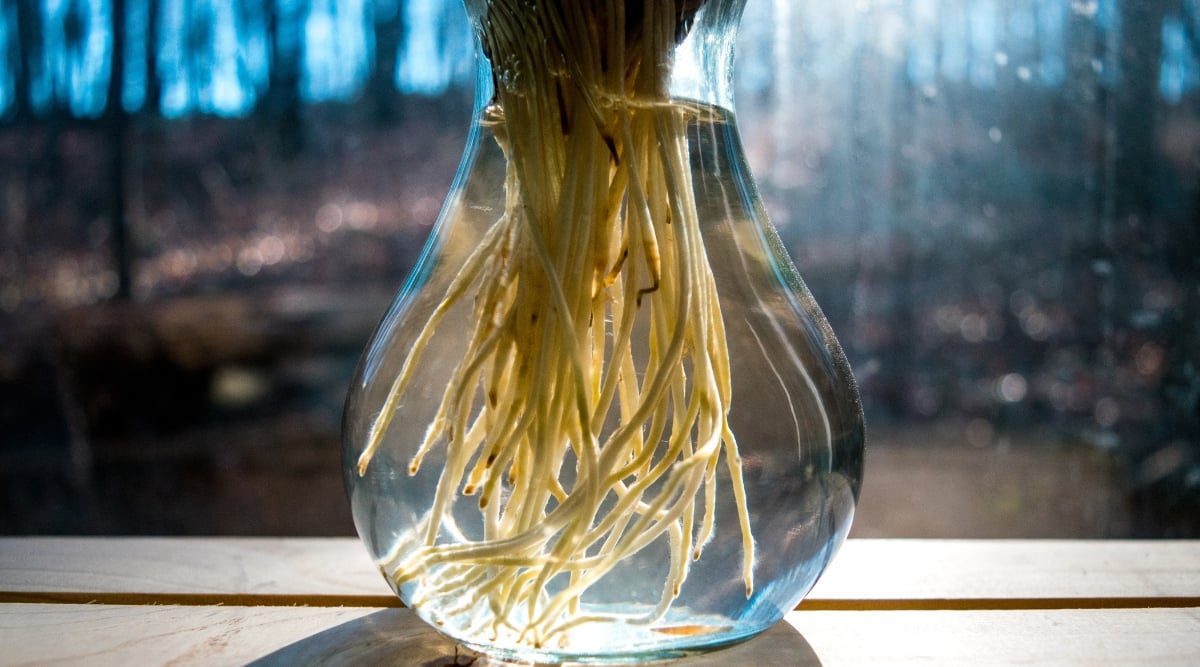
343;0;864;663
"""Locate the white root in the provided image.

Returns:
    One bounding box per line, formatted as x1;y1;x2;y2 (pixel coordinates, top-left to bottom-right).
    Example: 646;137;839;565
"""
359;0;754;647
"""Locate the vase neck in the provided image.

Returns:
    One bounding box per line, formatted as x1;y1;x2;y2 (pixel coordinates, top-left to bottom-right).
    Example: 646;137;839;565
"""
465;0;747;116
670;0;747;111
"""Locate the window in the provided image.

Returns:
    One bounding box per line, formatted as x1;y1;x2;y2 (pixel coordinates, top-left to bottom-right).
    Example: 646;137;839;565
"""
0;0;1196;537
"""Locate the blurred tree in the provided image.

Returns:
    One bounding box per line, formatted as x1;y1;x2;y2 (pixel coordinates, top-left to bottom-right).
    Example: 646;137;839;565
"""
143;0;160;113
371;0;403;123
262;0;307;156
11;0;40;121
107;0;132;300
1111;0;1171;226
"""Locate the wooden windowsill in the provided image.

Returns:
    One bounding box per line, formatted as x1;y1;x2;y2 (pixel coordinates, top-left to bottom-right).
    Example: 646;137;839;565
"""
1;538;1198;665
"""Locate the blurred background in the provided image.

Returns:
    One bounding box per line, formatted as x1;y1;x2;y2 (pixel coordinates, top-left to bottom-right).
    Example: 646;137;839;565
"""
0;0;1197;538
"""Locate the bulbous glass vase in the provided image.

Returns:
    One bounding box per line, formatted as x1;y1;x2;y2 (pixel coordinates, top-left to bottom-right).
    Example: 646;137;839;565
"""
343;0;864;663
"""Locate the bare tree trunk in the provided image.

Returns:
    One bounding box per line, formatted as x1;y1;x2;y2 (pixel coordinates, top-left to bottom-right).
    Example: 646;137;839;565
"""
143;0;160;115
371;0;404;124
1109;0;1171;227
262;0;307;158
108;0;133;301
13;0;41;121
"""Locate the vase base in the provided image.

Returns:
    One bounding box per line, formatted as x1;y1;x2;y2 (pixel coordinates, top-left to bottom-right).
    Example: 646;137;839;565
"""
428;612;769;665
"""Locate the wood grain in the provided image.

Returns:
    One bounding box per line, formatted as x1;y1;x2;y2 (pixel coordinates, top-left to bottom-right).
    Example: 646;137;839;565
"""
0;603;381;666
0;537;393;605
1;603;1196;666
0;604;820;666
809;539;1200;606
1;539;1198;665
3;538;1198;607
786;608;1200;667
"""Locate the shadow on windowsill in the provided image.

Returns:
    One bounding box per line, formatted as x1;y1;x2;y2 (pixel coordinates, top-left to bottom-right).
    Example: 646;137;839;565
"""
247;608;822;666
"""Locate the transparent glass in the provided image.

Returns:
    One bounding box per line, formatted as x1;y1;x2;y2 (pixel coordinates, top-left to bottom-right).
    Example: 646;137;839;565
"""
343;1;864;663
